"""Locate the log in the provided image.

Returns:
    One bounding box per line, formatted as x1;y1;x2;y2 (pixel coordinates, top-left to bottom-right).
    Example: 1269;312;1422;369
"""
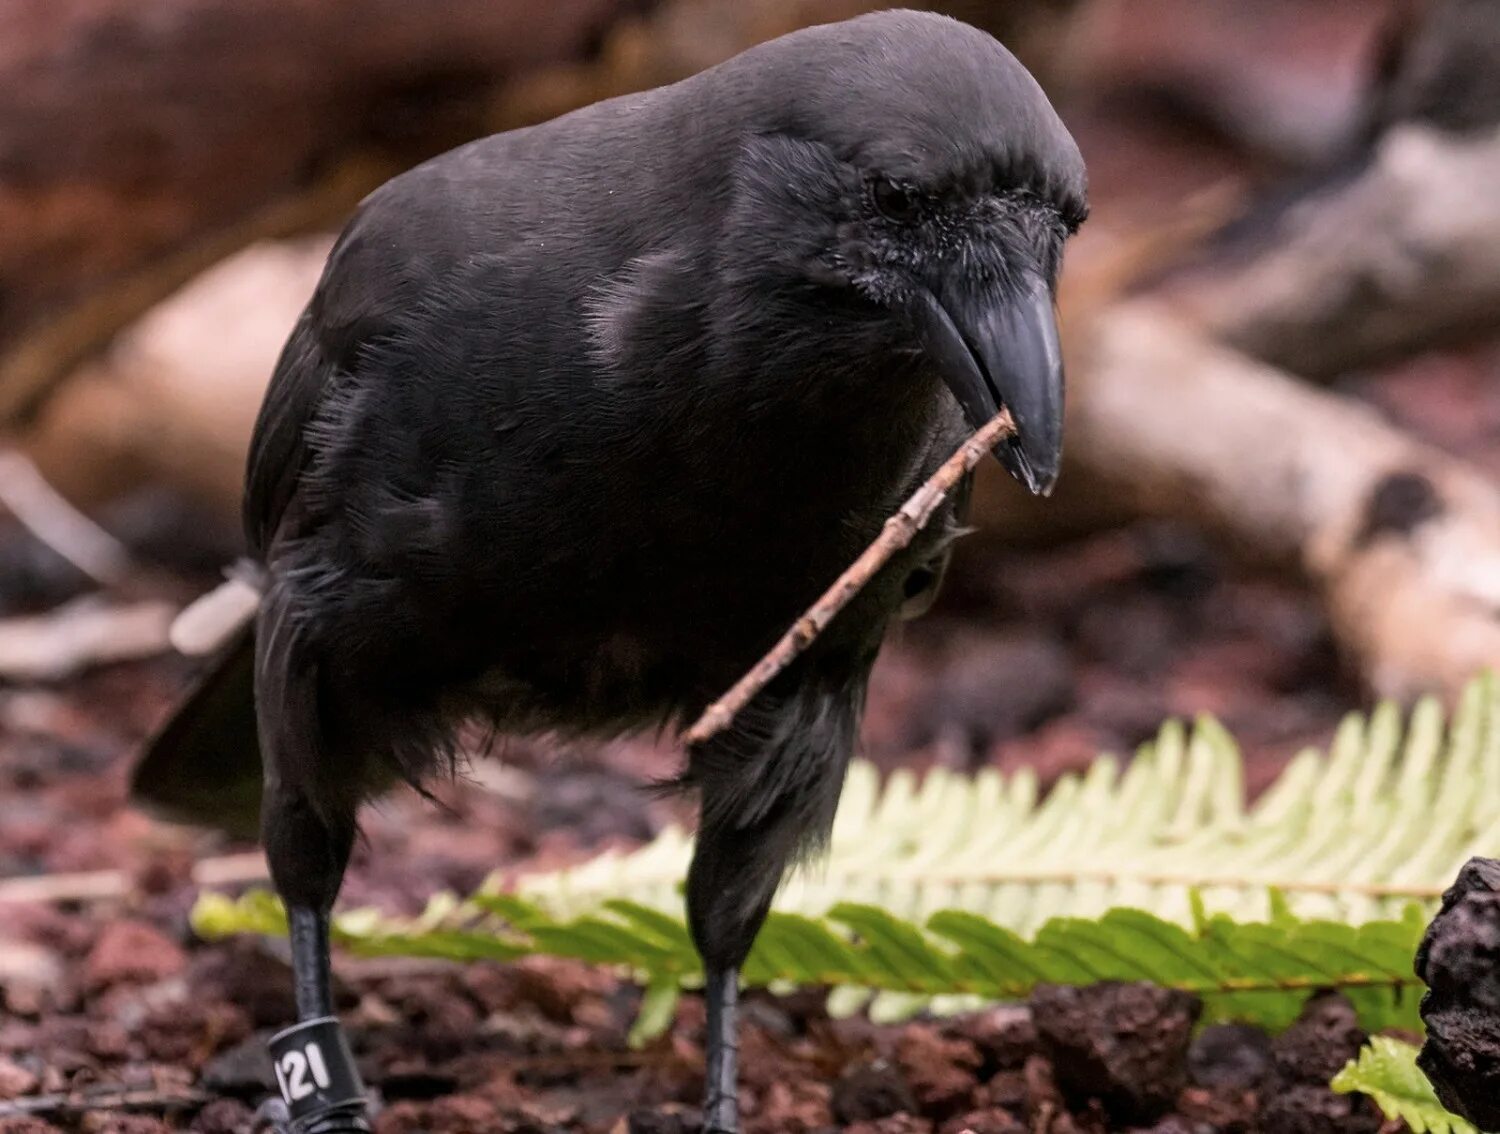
0;0;1083;429
1075;302;1500;700
0;0;636;425
20;238;332;513
1173;125;1500;379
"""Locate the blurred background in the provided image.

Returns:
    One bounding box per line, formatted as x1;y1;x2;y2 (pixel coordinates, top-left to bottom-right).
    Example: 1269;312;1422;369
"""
1;0;1499;1124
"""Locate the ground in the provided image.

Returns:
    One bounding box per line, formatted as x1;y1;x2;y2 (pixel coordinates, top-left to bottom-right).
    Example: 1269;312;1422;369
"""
7;290;1499;1134
0;502;1404;1133
6;17;1500;1125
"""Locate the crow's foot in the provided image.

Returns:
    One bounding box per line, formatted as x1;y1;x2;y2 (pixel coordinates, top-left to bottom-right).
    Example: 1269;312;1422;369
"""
253;1097;371;1134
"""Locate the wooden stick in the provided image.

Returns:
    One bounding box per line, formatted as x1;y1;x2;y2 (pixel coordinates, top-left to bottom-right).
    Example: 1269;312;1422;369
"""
685;408;1017;747
0;851;267;906
0;449;133;586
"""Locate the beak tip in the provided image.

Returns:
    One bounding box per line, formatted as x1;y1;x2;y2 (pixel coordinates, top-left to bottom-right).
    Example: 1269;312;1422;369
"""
995;437;1060;498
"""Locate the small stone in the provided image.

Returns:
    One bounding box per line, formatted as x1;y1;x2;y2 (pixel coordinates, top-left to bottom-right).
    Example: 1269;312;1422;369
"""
1270;993;1365;1087
894;1026;983;1118
0;1057;39;1100
950;1005;1036;1072
83;920;186;990
194;1098;257;1134
1188;1023;1272;1091
1258;1084;1382;1134
832;1059;918;1124
1030;982;1201;1125
200;1032;276;1096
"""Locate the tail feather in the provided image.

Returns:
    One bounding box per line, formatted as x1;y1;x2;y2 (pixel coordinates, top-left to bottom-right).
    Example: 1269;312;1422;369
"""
130;627;263;838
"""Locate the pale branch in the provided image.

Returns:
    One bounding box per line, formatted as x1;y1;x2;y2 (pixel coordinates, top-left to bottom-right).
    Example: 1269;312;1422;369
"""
1073;302;1500;700
0;598;176;682
686;409;1016;746
1171;124;1500;379
0;851;267;907
0;449;133;585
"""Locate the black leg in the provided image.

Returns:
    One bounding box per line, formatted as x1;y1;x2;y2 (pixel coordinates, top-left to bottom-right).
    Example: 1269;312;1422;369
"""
260;790;369;1134
289;906;335;1019
702;967;740;1134
252;586;373;1133
683;667;866;1134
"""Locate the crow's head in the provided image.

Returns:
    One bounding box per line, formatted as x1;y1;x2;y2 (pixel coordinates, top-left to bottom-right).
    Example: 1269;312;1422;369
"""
713;9;1087;494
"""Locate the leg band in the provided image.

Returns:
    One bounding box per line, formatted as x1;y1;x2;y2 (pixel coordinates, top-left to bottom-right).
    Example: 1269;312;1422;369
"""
266;1017;368;1131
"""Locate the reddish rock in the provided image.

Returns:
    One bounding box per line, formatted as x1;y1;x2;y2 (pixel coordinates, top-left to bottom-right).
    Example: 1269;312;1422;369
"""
83;920;186;990
1030;983;1201;1125
0;1057;38;1100
832;1058;918;1124
893;1025;984;1119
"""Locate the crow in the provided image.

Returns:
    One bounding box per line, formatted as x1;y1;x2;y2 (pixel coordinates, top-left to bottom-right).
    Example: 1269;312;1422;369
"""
131;10;1086;1131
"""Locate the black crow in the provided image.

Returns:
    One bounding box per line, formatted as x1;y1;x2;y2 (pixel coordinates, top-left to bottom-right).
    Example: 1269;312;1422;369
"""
132;10;1086;1131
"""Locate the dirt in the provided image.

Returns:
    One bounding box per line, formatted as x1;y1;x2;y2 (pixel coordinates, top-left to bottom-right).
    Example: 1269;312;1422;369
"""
0;932;1389;1134
0;505;1392;1134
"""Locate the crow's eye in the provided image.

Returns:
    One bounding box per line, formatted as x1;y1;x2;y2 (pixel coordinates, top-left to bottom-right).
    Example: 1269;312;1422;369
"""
872;179;920;223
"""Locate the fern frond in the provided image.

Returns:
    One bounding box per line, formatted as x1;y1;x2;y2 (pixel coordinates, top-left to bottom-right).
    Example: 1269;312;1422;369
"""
193;888;1428;1034
1332;1037;1478;1134
192;672;1500;1037
512;673;1498;931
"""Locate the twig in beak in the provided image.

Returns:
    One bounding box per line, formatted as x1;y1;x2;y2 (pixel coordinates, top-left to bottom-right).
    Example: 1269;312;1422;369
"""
685;407;1018;747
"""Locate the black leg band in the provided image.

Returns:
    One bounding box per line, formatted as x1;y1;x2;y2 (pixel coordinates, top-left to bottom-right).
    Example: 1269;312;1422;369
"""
266;1017;369;1133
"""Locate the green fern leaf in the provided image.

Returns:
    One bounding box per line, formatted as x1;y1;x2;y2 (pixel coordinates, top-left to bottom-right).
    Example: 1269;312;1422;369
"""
193;672;1500;1040
629;981;681;1049
1332;1037;1479;1134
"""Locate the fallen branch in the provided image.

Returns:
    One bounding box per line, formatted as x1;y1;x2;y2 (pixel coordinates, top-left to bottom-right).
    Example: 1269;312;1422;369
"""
0;597;177;682
0;449;133;585
0;1085;212;1121
1173;124;1500;379
686;409;1016;746
1073;302;1500;700
0;851;268;907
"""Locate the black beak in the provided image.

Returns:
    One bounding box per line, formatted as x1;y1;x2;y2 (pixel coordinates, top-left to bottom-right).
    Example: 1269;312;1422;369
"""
907;275;1064;495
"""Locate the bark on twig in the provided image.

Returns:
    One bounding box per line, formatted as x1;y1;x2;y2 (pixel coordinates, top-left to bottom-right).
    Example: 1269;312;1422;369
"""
1175;125;1500;379
686;409;1016;746
1074;302;1500;699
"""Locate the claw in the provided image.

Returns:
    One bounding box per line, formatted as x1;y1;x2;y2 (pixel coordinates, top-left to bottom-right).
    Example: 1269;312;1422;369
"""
253;1097;292;1133
252;1097;370;1134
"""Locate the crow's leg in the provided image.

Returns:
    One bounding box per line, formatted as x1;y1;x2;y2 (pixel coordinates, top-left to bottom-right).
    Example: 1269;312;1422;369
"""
687;792;832;1134
686;667;869;1134
254;587;371;1133
258;788;368;1133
